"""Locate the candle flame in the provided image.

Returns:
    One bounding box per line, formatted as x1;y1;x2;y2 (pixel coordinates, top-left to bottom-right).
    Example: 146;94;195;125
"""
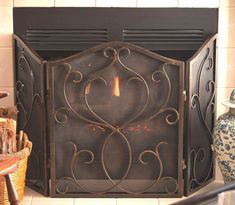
85;83;91;95
113;76;120;97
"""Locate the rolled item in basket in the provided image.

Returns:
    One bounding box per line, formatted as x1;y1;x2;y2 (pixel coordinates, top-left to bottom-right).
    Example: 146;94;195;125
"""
0;118;17;154
0;107;17;154
0;107;17;120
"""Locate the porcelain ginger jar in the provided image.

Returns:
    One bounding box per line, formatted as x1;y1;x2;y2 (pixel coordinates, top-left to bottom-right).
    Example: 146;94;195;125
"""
213;89;235;184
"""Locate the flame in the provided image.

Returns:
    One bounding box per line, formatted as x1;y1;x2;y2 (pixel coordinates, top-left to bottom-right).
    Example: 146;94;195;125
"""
85;83;91;95
113;76;120;97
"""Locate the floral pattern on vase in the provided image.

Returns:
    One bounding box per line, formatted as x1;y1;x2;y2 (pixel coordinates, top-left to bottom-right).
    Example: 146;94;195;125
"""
213;89;235;184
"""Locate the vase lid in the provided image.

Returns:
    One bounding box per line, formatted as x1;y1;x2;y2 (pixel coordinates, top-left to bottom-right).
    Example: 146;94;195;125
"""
223;89;235;108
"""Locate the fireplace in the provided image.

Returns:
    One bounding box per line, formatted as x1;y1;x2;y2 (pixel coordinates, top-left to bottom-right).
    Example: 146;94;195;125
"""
13;8;218;197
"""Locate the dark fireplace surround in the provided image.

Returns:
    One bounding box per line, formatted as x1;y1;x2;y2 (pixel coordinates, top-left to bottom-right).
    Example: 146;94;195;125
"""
13;8;218;197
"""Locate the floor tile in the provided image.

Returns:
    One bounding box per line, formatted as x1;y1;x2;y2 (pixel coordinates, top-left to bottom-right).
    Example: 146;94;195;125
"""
21;195;32;205
117;198;158;205
158;198;182;205
74;198;116;205
31;197;74;205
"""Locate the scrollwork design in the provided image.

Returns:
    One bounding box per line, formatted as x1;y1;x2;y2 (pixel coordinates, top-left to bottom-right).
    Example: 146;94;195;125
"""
189;46;215;190
16;46;46;193
205;80;215;119
159;177;179;194
56;141;178;194
61;63;108;128
16;48;44;129
54;45;180;195
55;107;71;124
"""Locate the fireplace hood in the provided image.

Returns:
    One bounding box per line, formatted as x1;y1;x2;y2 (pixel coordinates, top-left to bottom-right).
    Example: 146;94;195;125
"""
13;7;218;198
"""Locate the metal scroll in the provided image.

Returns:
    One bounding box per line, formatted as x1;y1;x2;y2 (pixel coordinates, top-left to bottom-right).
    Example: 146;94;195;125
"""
49;42;184;197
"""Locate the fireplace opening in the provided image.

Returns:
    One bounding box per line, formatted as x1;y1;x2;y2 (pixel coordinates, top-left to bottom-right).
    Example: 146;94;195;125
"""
13;7;218;197
35;49;196;62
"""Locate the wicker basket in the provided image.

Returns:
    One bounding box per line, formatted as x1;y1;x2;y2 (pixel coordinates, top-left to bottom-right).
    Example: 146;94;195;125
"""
0;133;32;205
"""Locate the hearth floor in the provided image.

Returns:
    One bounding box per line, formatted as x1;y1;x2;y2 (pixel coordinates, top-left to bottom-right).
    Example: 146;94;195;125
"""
21;180;223;205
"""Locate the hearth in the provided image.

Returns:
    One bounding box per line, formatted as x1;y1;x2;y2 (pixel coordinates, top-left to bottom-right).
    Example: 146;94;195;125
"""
13;8;218;197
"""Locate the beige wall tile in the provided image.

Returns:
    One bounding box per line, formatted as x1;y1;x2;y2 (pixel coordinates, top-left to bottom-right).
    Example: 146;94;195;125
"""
75;198;116;205
217;48;235;88
0;87;14;107
137;0;177;7
220;0;235;8
96;0;136;7
216;87;234;118
178;0;219;7
0;0;13;7
218;8;235;47
55;0;95;7
0;7;13;48
0;48;13;87
14;0;54;7
117;198;158;205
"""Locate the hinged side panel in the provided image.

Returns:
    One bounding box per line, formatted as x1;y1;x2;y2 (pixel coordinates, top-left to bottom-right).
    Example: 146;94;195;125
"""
14;35;50;196
184;35;217;196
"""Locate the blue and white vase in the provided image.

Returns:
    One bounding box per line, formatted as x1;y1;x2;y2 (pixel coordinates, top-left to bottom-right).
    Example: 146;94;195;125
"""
213;89;235;184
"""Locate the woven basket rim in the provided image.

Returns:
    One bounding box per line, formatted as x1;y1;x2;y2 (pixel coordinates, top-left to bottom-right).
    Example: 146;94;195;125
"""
0;140;32;160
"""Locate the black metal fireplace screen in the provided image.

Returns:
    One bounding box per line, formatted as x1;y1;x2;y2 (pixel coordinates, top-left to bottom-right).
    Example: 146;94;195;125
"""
13;8;218;197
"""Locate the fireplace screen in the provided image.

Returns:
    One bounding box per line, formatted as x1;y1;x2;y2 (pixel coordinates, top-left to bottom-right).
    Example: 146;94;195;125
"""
13;7;218;197
48;42;184;196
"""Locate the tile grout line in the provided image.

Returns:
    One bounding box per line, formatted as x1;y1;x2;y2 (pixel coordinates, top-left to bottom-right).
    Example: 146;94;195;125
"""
29;196;33;205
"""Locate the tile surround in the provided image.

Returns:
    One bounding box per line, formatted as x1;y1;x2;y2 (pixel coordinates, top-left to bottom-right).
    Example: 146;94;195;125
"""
0;0;13;7
96;0;137;7
137;0;177;7
217;48;235;88
178;0;219;8
0;48;13;87
14;0;54;7
0;6;13;48
216;87;233;118
218;8;235;47
220;0;235;8
55;0;96;7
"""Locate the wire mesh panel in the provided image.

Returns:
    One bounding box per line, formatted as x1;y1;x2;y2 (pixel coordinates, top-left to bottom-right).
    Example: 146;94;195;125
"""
184;35;217;195
48;42;184;197
14;35;49;196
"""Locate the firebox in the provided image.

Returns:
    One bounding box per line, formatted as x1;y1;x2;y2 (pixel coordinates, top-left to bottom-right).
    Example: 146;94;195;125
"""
13;8;218;197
